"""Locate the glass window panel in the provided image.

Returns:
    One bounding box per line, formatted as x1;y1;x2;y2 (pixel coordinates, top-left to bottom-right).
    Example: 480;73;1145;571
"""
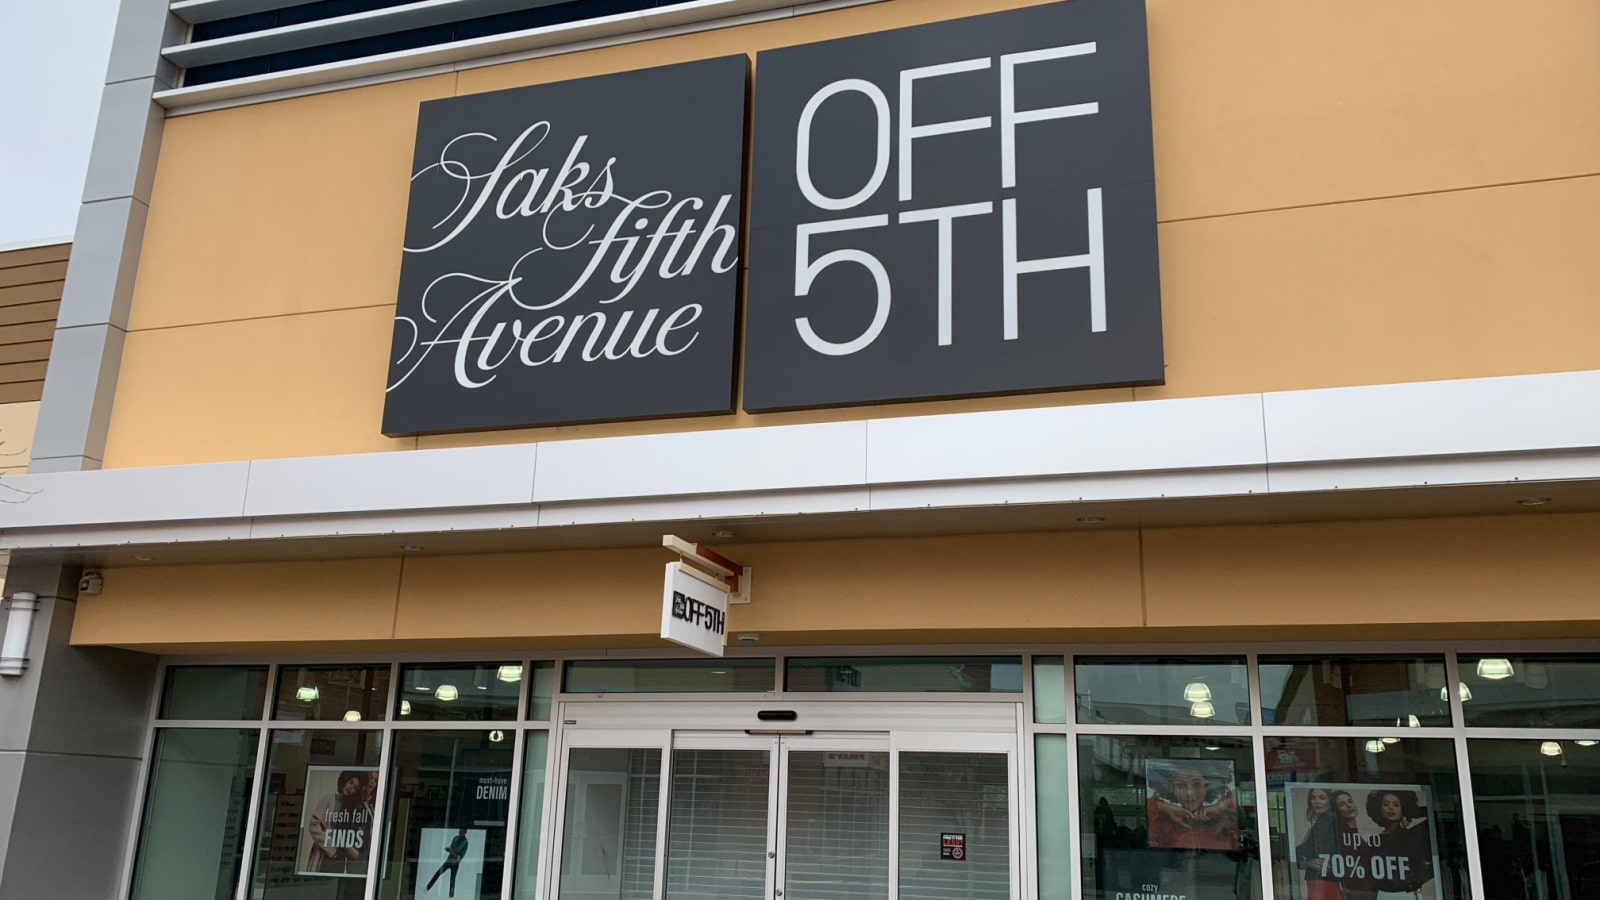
530;660;556;720
275;665;392;722
513;731;551;899
785;749;890;900
1034;656;1068;724
1035;735;1072;900
1077;657;1251;726
161;665;269;720
557;748;663;900
666;748;771;900
248;729;384;899
1259;655;1451;727
1264;736;1469;900
379;730;516;900
564;658;775;694
785;657;1022;693
899;751;1010;900
129;728;259;900
1469;739;1600;900
398;663;520;721
1079;735;1261;900
1459;654;1600;728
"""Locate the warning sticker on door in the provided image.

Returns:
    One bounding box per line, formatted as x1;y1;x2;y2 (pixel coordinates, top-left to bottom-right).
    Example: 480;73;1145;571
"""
940;833;966;861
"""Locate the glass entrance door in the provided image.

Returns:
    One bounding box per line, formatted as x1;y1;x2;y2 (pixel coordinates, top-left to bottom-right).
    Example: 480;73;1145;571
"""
548;711;1018;900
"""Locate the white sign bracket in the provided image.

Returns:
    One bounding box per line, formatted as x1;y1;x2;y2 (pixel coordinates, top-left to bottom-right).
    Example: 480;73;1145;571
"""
662;535;752;605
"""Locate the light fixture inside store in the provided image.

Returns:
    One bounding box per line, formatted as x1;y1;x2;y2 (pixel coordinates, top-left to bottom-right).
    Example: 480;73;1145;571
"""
474;669;489;691
1183;682;1212;703
1441;684;1473;703
1382;737;1401;745
435;684;459;702
343;710;361;722
1576;741;1598;747
1540;741;1563;757
489;730;505;743
296;686;320;702
497;665;523;683
1365;740;1387;754
1407;715;1421;728
1189;701;1216;719
400;701;412;716
1477;658;1515;680
1525;662;1549;689
410;670;434;693
1204;745;1220;752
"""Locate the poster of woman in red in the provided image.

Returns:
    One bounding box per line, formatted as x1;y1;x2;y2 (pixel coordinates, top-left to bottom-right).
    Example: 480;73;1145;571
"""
1145;759;1239;851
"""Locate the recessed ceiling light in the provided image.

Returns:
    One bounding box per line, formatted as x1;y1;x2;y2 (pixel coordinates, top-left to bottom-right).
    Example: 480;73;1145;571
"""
132;555;153;562
712;530;735;539
1518;498;1551;506
1077;516;1105;525
401;545;425;552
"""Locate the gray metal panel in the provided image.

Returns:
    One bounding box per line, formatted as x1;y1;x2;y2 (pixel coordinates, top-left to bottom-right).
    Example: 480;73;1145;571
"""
28;324;126;471
0;462;251;528
0;752;144;900
105;0;185;87
54;197;149;330
26;603;155;760
81;79;166;206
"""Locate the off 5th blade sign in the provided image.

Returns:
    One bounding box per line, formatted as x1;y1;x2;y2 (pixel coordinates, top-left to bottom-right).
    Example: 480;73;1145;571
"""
383;0;1160;435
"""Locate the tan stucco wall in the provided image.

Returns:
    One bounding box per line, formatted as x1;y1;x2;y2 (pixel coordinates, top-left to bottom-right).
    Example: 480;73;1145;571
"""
100;0;1600;467
71;513;1600;653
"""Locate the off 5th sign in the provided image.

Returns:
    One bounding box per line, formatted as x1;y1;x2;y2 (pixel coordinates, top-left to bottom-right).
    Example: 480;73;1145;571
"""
744;0;1162;411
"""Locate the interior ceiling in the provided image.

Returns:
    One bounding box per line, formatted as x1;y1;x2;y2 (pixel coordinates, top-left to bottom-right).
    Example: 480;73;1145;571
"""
33;476;1598;569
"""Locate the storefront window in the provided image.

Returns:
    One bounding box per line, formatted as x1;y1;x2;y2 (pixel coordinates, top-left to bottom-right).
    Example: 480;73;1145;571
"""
1459;654;1600;728
161;665;269;719
1469;739;1600;900
379;730;516;900
1036;735;1073;900
564;658;776;693
275;664;391;722
1259;655;1451;727
248;729;384;899
1079;735;1260;900
513;731;551;899
557;748;663;899
786;656;1023;692
529;661;556;720
1077;657;1251;726
900;751;1010;899
129;728;259;900
1034;656;1068;724
398;663;521;721
1264;737;1469;900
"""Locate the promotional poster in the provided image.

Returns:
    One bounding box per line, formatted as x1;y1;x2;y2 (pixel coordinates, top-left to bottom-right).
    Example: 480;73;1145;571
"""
1145;758;1239;851
297;766;379;878
1284;783;1441;900
414;827;487;898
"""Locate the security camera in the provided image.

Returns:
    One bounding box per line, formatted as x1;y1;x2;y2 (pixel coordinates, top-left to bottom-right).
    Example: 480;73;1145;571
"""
78;572;104;596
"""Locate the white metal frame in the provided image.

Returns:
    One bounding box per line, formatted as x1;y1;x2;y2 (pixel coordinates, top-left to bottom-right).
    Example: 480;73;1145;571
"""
114;641;1600;900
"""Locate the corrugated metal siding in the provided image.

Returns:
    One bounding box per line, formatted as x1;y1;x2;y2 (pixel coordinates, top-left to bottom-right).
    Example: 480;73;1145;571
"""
0;243;66;405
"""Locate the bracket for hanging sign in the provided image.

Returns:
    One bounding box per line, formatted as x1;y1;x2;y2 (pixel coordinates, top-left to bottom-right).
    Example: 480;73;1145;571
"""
662;535;751;605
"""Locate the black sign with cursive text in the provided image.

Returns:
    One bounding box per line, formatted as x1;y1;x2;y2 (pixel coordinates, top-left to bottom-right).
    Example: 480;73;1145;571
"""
382;56;748;434
743;1;1162;411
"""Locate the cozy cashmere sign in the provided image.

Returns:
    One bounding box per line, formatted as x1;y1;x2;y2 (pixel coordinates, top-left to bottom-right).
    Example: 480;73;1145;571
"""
382;1;1160;435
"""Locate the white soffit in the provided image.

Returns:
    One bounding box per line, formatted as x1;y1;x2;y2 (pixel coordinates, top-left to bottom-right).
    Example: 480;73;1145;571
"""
0;370;1596;548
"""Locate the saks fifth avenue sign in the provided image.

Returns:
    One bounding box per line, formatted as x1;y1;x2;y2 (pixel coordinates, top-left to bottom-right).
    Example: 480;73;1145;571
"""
382;1;1161;435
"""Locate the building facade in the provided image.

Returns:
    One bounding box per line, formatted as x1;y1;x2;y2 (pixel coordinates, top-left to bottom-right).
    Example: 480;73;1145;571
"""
0;1;1598;899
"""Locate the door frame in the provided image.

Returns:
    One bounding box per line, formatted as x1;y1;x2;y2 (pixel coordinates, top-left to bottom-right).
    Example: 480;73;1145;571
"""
544;700;1022;900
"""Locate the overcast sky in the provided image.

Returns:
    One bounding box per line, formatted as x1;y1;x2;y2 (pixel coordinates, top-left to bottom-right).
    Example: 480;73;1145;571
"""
0;0;120;248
